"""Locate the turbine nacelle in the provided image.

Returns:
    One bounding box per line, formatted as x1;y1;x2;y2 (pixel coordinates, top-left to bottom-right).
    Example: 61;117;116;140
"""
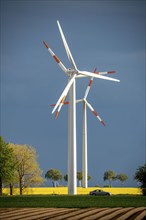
67;68;78;76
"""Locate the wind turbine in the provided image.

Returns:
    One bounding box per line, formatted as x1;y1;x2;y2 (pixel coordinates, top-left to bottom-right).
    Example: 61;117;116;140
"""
52;68;116;188
78;71;106;189
43;20;120;195
79;68;117;188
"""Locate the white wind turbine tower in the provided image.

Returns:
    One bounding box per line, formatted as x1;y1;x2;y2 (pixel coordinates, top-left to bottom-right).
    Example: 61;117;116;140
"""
43;20;120;195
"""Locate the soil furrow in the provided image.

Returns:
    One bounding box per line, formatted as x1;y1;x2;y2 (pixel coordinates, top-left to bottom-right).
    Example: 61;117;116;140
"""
97;207;134;220
134;209;146;220
31;208;78;220
51;208;99;220
117;207;146;220
38;209;78;220
80;208;109;220
0;208;65;220
0;209;54;220
81;207;121;220
0;208;42;219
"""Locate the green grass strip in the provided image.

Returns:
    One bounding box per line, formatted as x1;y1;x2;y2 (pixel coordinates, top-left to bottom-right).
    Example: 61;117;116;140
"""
0;195;146;208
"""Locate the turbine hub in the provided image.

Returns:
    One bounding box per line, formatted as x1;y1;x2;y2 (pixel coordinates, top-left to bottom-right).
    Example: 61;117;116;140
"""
67;68;77;76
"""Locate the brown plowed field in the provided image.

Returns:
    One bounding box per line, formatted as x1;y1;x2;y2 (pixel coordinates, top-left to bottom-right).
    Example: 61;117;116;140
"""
0;207;146;220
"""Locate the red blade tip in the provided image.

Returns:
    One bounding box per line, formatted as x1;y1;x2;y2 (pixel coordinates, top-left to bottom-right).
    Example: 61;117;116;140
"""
101;121;106;126
43;41;49;49
55;111;59;119
108;71;116;74
94;68;97;73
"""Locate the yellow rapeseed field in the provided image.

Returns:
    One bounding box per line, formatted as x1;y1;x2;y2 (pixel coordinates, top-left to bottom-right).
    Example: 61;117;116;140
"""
3;187;142;195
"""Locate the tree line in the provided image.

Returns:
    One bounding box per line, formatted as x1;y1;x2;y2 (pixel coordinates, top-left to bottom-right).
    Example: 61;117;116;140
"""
45;168;146;196
1;136;146;195
44;169;128;188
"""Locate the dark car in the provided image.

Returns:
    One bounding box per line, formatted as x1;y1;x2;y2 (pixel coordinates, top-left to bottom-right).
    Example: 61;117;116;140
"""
89;189;112;196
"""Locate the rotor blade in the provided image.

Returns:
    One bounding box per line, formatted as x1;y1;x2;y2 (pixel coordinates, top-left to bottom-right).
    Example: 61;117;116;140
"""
76;75;88;78
43;40;67;73
78;71;120;82
95;70;116;75
76;99;83;104
84;68;97;99
84;77;94;99
75;70;116;78
55;76;79;118
55;96;67;119
52;74;76;114
57;20;77;70
51;101;69;107
85;100;106;126
55;84;74;119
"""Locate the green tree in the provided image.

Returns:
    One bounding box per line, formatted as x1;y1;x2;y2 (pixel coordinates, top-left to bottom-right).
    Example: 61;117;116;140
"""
45;169;62;187
87;174;92;183
134;164;146;195
134;164;146;187
0;137;16;195
64;174;68;183
77;171;82;187
77;171;91;187
103;170;116;187
116;173;128;186
9;143;44;195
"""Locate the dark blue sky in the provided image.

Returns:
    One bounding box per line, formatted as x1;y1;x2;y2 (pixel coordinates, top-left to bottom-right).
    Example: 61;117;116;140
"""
1;0;145;187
